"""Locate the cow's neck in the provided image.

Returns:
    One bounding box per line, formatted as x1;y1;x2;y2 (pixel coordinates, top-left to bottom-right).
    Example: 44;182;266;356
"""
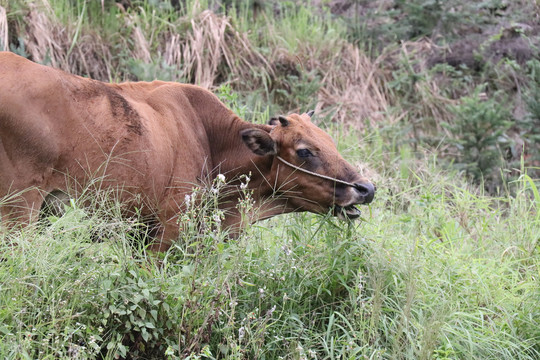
204;113;276;194
182;86;296;229
197;105;293;229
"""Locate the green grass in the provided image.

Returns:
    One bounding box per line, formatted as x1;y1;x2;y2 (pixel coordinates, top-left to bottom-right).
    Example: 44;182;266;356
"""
0;135;538;359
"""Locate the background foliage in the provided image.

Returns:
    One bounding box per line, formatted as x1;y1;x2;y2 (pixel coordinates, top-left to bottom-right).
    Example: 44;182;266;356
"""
0;0;539;359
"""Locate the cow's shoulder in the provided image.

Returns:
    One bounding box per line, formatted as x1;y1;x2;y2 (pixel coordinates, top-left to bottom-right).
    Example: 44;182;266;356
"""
119;82;229;118
174;84;231;116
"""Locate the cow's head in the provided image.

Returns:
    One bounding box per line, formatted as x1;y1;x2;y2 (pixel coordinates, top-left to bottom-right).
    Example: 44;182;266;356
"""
240;111;375;219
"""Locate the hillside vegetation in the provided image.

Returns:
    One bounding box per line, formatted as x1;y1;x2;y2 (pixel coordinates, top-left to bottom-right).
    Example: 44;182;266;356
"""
0;0;539;359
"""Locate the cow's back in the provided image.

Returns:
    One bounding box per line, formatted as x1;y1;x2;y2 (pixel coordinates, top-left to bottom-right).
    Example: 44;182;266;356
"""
0;52;65;189
0;52;211;209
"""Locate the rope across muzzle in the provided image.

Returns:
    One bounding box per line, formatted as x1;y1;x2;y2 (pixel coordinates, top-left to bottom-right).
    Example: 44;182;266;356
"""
276;156;359;189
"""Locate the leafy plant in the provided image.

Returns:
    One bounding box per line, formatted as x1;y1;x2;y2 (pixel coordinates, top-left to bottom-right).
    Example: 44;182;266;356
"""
97;268;179;358
443;86;512;187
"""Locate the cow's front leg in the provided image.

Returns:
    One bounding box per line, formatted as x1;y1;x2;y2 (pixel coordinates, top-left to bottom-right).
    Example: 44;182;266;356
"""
147;219;179;252
0;188;44;231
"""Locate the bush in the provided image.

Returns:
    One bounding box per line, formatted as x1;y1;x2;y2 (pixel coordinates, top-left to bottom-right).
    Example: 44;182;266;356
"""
95;268;180;358
443;86;512;188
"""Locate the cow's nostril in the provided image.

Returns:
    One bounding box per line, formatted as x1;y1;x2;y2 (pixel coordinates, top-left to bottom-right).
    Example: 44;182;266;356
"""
354;182;375;203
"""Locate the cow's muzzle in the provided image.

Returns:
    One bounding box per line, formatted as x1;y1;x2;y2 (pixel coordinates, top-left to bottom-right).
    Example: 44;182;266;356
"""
333;181;375;220
353;182;376;204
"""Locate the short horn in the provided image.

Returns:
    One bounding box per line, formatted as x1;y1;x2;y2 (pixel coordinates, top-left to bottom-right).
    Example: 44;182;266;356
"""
278;115;289;127
306;110;315;117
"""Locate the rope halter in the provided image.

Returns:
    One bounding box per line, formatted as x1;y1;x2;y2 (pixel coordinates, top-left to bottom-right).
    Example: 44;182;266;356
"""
276;156;358;188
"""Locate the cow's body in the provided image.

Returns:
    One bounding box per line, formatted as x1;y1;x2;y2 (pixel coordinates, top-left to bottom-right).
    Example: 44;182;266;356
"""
0;52;375;250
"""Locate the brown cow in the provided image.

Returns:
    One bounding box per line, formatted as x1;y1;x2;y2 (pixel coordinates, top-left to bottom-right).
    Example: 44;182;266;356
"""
0;51;375;251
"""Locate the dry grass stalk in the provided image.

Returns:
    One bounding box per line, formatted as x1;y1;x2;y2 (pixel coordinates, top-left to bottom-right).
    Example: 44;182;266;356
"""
71;33;114;81
133;25;152;63
164;33;182;77
311;42;391;127
25;1;68;70
396;40;457;126
164;9;271;88
309;38;459;130
127;15;152;64
0;5;7;51
24;0;112;80
188;10;227;88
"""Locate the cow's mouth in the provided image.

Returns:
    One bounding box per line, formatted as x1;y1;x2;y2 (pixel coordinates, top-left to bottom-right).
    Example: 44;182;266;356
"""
334;204;362;220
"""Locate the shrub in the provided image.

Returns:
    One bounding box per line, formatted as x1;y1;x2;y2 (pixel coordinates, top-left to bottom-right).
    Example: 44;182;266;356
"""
443;86;512;189
95;268;180;359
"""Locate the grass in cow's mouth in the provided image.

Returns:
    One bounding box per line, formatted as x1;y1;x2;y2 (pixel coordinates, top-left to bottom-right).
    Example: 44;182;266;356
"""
334;204;363;220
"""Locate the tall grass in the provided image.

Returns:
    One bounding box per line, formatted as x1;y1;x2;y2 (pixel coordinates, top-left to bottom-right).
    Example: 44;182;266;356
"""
0;130;538;359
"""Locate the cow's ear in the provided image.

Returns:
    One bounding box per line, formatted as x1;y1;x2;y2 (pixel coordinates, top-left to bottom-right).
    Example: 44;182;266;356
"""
240;128;277;156
269;117;279;126
269;116;289;127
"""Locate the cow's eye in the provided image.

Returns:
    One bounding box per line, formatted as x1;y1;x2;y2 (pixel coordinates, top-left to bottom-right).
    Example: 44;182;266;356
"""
296;149;313;158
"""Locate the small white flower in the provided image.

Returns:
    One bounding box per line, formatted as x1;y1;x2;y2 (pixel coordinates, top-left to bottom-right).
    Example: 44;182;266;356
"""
184;194;191;206
259;287;265;298
267;305;276;316
217;174;226;183
281;245;292;256
238;326;245;340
